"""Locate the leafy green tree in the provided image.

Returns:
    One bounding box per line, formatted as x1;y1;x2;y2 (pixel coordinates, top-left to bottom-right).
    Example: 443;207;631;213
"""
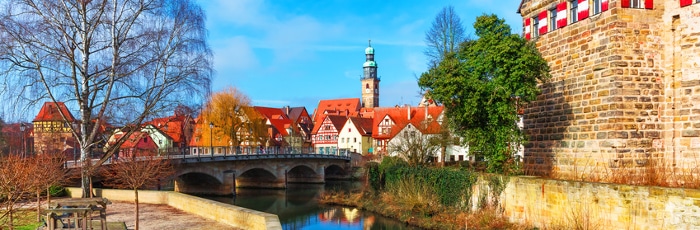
418;14;550;173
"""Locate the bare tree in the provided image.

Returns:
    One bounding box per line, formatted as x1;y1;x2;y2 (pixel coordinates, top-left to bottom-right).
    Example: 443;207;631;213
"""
101;151;174;230
0;0;212;197
0;155;35;229
424;5;467;67
29;153;68;222
389;128;440;166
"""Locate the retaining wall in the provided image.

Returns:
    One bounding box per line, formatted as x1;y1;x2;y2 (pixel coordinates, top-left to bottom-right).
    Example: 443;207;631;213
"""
496;176;700;229
65;188;282;230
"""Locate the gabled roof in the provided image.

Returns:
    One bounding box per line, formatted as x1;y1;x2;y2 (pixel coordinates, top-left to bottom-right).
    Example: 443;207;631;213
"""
311;98;361;135
269;118;293;136
112;131;156;149
145;113;193;144
34;102;76;122
282;106;309;123
313;115;348;134
347;117;373;136
372;106;444;139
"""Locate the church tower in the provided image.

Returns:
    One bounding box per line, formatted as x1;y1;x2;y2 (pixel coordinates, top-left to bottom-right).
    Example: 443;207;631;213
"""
361;40;379;108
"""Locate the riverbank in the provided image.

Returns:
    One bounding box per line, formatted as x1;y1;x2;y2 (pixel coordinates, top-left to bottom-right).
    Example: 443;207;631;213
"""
320;189;528;230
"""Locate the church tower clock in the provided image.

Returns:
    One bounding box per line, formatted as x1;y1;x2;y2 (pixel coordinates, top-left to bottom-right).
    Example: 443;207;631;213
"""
361;40;380;108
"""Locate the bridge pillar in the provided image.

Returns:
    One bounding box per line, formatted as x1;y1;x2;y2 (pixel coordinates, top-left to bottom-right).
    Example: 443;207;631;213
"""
222;170;236;196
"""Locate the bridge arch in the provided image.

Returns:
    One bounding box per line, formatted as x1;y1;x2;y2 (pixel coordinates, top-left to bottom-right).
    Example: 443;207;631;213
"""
176;168;223;184
324;164;348;180
287;164;323;184
174;168;224;195
237;167;282;188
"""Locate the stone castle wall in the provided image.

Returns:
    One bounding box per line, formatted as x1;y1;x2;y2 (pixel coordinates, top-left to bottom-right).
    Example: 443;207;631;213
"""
520;0;700;182
497;176;700;229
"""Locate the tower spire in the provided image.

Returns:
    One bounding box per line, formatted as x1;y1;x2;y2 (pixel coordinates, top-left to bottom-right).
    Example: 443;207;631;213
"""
361;41;379;108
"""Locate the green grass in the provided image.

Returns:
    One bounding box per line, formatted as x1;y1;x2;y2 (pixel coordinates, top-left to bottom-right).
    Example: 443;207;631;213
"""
0;209;43;229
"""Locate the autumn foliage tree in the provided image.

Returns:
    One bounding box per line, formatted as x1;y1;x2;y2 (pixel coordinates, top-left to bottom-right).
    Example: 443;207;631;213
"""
0;155;36;229
201;87;269;151
102;152;174;230
30;153;68;222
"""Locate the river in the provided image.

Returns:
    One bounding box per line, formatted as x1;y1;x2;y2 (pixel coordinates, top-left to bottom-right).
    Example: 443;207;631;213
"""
203;182;421;230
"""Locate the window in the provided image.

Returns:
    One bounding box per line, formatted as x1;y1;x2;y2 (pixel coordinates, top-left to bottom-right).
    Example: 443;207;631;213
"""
623;0;652;8
592;0;602;15
629;0;641;8
532;16;539;38
353;137;357;143
570;0;578;23
549;8;557;32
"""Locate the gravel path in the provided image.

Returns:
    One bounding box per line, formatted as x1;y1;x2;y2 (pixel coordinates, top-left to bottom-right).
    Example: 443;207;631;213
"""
107;201;238;230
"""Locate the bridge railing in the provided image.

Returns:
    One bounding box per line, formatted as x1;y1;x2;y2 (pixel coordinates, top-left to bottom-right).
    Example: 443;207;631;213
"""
65;146;351;168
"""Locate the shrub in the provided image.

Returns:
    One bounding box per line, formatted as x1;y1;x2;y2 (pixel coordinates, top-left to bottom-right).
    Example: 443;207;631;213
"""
48;185;65;197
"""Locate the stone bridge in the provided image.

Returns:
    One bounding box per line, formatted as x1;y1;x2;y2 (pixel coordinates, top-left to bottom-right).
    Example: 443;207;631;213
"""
171;154;352;195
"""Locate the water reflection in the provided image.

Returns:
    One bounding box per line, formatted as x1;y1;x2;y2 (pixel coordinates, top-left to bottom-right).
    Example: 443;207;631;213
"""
203;182;420;230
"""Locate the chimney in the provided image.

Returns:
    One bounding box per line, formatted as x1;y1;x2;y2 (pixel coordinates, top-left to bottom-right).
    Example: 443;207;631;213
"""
407;105;411;120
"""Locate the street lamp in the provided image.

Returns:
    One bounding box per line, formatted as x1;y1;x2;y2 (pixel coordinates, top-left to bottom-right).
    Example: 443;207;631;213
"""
19;123;25;157
209;122;214;157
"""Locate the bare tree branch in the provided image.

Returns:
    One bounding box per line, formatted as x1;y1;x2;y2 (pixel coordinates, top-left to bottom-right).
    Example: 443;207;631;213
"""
0;0;212;197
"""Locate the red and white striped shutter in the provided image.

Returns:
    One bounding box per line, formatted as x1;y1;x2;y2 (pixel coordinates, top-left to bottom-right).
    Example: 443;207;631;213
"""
644;0;653;9
524;18;531;40
602;0;609;11
538;11;548;35
681;0;693;7
556;2;567;29
621;0;630;8
578;0;589;20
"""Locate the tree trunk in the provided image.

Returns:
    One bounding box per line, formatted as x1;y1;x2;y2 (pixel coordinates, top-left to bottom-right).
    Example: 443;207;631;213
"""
8;205;14;230
81;163;91;198
134;188;139;230
36;190;41;222
47;187;52;209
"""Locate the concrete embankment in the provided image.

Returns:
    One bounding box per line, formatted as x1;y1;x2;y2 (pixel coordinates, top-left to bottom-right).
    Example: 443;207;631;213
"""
66;188;282;230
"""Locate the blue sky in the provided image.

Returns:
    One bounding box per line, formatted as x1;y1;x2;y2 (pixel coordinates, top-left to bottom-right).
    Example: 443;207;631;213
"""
198;0;523;113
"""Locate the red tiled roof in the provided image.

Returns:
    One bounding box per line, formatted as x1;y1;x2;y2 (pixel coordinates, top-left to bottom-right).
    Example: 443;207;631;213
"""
146;113;194;144
33;102;76;122
347;117;373;136
372;106;444;139
312;98;360;124
311;98;361;134
328;115;348;131
113;131;158;150
254;106;288;120
269;118;293;136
